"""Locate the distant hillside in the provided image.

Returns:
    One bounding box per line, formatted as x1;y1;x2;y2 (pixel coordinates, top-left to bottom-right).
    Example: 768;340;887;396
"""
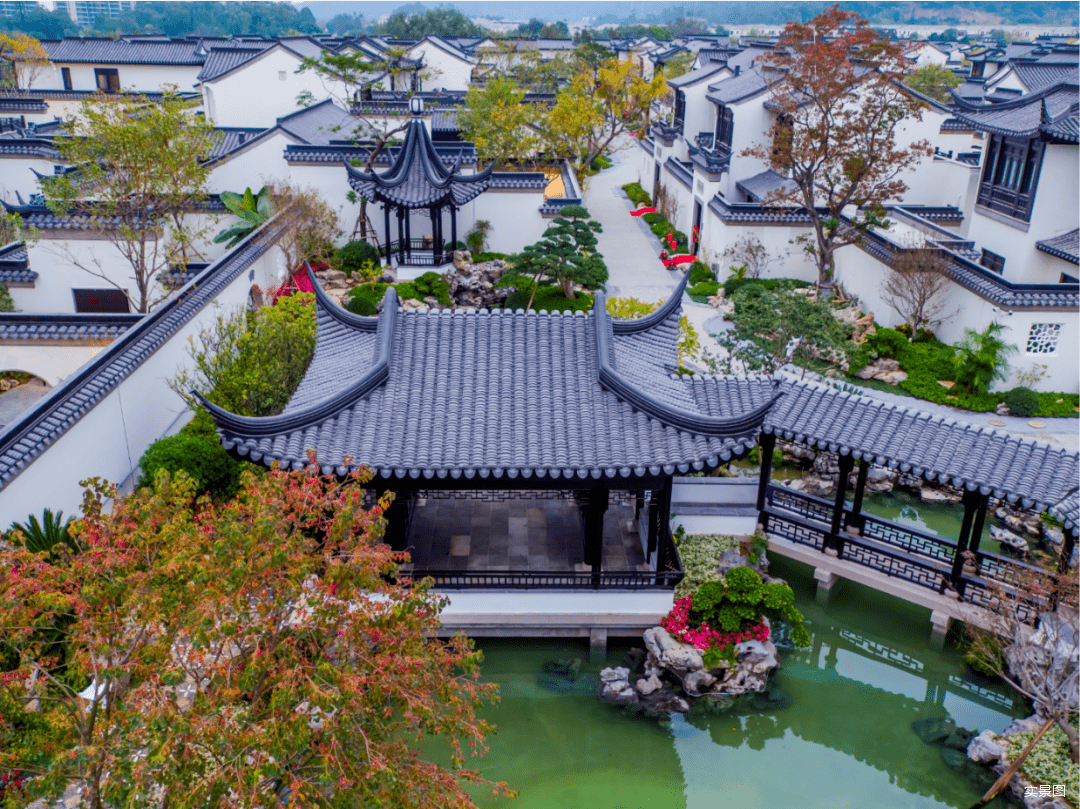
304;1;1079;27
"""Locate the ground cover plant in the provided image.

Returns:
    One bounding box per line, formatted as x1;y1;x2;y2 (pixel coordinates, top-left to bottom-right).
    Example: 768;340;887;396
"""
849;326;1078;417
0;470;512;808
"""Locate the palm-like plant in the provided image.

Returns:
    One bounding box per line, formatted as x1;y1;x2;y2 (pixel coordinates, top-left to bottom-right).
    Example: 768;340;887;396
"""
8;509;79;559
214;187;273;248
954;322;1016;395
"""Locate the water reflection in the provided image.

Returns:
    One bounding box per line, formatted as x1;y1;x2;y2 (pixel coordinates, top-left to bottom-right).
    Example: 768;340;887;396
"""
464;555;1025;809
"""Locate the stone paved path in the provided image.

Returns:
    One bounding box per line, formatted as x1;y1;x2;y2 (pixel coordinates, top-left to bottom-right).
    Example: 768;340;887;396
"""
584;137;726;355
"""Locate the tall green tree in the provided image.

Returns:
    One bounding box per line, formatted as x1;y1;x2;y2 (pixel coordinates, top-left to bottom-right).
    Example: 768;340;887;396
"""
0;470;512;809
376;9;483;38
744;7;933;291
458;75;541;168
905;63;962;102
43;88;220;313
541;55;667;173
503;204;606;306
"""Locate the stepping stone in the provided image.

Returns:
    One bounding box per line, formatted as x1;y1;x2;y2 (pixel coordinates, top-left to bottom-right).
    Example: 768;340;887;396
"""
449;535;471;556
987;418;1006;427
1028;421;1046;428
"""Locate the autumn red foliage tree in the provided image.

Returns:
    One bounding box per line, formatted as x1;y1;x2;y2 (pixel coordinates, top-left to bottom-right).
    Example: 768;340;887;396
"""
0;470;511;809
745;6;933;290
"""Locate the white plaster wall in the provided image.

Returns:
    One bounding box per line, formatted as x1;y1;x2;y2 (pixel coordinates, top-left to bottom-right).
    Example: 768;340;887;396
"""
697;214;817;284
0;156;56;202
203;49;338;129
0;342;106;386
286;162;360;243
0;243;288;527
834;245;1079;393
31;63;202;93
409;42;473;93
14;238;138;313
678;77;723;144
724;96;774;200
471;190;548;254
205;133;296;194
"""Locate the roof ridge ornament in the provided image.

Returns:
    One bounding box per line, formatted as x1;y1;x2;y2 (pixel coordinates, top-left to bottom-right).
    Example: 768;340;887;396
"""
410;96;424;116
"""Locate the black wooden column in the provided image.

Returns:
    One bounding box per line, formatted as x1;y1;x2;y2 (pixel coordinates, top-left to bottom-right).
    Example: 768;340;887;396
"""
829;454;854;555
646;490;660;558
384;490;413;553
947;488;980;595
756;432;776;533
396;209;405;264
967;494;989;571
585;486;609;588
404;208;412;256
1059;529;1076;574
450;205;458;250
383;203;392;262
849;460;870;535
655;476;674;585
432;204;442;264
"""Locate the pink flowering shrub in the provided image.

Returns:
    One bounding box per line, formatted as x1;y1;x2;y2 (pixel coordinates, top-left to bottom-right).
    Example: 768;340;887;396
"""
661;566;810;669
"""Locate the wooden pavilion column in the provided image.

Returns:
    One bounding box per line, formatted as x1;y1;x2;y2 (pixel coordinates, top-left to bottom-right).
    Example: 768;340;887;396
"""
584;486;609;589
966;494;990;572
947;488;981;595
450;204;458;250
384;490;414;553
396;209;406;264
383;203;392;263
1058;529;1076;574
848;460;870;535
756;432;776;533
829;454;854;556
404;207;412;257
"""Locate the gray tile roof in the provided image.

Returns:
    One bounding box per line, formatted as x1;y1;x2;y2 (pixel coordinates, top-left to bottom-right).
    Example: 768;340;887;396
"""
952;82;1079;138
0;138;59;158
858;227;1079;309
196;45;274;82
0;242;35;284
3;195;226;231
763;381;1080;525
666;62;723;88
275;100;359;145
0;219;286;493
344;117;493;208
663;157;693;190
207;128;269;160
201;270;779;481
706;66;773;105
278;37;327;60
1036;229;1080;265
0;313;142;341
0;98;47;113
430;109;459;132
708;196;815;224
1012;63;1080;93
200;271;1079;527
489;172;546;190
736;169;797;202
43;38;205;65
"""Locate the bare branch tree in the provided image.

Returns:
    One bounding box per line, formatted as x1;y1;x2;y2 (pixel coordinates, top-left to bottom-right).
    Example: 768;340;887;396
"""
881;241;954;337
965;563;1079;764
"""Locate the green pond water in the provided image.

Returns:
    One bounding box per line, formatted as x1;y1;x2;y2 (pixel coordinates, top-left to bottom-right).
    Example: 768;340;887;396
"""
436;556;1030;809
857;489;1010;556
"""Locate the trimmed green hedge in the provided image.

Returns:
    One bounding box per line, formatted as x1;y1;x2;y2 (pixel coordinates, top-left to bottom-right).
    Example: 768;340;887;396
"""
334;240;381;276
689;280;720;299
503;285;594;313
394;271;452;306
723;277;811;297
1003;386;1039;417
138;415;242;499
622;182;652;207
346;282;389;316
690;260;716;285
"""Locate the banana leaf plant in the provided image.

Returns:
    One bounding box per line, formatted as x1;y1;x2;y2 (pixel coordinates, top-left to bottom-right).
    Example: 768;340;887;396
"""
214;187;273;248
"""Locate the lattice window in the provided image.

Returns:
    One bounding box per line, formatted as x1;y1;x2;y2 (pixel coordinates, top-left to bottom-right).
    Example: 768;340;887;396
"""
1026;323;1061;354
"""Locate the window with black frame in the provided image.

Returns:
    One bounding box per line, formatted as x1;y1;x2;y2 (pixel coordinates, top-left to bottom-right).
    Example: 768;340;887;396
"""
714;104;733;152
94;68;120;93
673;89;686;135
976;133;1043;222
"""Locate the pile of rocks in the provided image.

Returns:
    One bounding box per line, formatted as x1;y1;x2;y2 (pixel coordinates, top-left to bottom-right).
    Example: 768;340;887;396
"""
965;716;1074;809
598;623;781;715
443;250;512;309
855;357;908;386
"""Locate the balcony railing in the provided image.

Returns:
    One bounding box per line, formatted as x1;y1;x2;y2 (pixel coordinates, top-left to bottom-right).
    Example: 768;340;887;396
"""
763;484;1044;623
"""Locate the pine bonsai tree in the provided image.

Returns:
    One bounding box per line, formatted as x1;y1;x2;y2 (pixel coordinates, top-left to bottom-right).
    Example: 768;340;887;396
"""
504;205;606;309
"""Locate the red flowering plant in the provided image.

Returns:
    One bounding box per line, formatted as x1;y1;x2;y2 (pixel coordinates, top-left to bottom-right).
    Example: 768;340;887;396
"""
662;566;810;669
